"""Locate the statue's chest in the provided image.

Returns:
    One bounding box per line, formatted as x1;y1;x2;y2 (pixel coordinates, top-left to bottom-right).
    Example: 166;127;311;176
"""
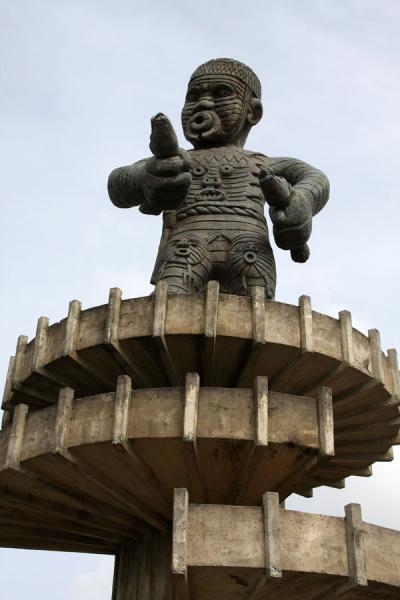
184;149;262;205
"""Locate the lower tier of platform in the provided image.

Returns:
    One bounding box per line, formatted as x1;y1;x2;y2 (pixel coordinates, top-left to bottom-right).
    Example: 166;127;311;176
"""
112;489;399;599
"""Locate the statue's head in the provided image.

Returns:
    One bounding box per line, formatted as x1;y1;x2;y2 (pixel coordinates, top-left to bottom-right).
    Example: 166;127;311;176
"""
182;58;263;149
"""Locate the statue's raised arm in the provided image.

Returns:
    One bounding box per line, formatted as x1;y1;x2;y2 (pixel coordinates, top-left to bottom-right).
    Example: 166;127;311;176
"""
108;58;329;299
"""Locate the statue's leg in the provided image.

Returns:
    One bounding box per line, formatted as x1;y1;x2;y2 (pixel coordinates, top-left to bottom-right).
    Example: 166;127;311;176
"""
155;233;212;294
227;233;276;299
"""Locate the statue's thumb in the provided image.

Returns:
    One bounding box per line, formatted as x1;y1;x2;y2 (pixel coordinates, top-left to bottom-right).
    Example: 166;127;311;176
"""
260;169;291;209
149;113;179;159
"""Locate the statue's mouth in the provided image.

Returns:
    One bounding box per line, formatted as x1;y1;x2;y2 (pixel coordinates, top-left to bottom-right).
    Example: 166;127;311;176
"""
188;111;214;132
185;111;222;143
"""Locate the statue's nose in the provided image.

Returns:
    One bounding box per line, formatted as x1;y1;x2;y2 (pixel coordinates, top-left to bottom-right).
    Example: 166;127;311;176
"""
193;97;215;111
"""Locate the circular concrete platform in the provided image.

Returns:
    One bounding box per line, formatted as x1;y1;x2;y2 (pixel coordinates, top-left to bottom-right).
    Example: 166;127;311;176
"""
1;284;400;599
2;284;399;498
0;375;328;552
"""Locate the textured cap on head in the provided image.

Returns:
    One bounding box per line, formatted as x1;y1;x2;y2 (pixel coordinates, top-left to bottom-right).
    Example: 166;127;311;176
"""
190;58;262;99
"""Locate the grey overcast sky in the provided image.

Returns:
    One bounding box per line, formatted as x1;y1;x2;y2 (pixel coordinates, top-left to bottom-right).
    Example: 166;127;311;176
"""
1;1;399;598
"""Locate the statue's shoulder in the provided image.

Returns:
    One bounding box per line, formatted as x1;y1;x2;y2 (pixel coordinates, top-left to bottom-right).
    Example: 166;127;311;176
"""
243;149;270;164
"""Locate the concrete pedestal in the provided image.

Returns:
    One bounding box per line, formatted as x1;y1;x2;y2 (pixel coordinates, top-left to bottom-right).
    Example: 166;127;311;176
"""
1;284;399;598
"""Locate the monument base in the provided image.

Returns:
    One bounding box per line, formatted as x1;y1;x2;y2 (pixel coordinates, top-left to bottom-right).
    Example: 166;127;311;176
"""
1;286;400;598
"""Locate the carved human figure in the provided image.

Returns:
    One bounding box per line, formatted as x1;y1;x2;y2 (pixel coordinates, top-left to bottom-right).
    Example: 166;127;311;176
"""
108;58;329;298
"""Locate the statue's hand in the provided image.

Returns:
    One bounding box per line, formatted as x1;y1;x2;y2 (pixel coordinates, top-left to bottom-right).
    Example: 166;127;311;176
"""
260;167;312;251
269;188;313;251
140;113;192;213
260;168;292;209
142;152;191;213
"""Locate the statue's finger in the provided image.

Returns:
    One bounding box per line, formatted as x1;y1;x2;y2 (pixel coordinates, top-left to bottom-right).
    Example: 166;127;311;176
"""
290;244;310;263
259;167;275;181
150;113;179;159
146;155;185;176
147;171;192;192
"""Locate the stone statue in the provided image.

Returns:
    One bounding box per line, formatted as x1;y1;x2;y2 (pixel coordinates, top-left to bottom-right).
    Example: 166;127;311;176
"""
108;58;329;299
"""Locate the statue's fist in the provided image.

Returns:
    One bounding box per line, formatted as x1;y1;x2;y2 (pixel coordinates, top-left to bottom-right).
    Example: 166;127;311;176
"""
141;151;192;213
260;168;312;250
269;188;313;251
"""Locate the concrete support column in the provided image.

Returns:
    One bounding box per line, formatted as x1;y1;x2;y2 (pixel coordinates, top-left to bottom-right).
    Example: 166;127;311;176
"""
112;531;174;600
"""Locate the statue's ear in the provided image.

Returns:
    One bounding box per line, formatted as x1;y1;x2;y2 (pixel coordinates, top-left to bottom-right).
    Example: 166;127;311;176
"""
247;98;263;126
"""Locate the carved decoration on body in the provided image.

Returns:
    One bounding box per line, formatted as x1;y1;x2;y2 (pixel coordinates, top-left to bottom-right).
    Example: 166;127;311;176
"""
108;58;330;298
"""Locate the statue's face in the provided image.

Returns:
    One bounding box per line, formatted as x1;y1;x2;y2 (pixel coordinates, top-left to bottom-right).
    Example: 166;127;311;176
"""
181;74;251;149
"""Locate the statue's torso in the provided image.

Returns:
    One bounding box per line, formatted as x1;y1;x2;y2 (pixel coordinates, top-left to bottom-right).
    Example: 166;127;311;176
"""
174;147;268;238
158;147;275;295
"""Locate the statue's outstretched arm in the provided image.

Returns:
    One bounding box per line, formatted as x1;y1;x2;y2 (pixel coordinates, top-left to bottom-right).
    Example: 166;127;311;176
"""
108;159;151;211
108;114;191;216
260;156;330;262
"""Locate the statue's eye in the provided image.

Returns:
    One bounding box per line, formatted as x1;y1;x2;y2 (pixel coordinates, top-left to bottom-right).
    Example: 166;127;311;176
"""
193;166;205;177
214;85;233;98
220;164;233;177
186;88;200;103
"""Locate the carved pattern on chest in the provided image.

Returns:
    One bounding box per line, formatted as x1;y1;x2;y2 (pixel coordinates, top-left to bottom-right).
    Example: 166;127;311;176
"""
183;148;263;209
